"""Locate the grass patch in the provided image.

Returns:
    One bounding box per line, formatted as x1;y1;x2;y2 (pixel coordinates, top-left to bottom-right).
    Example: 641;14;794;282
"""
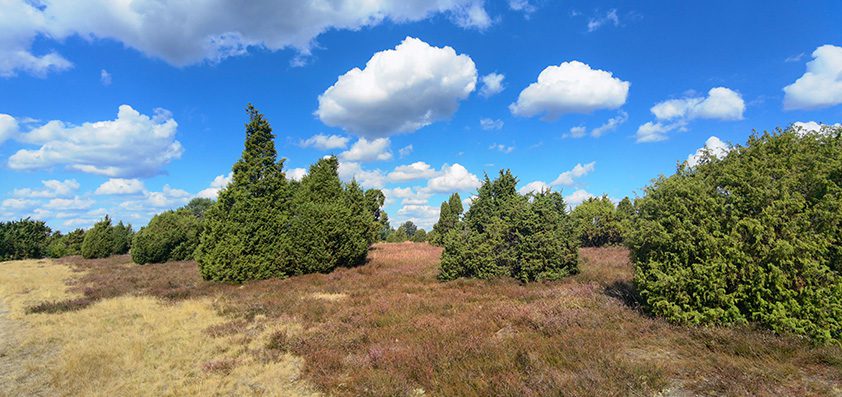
3;244;841;396
0;259;318;397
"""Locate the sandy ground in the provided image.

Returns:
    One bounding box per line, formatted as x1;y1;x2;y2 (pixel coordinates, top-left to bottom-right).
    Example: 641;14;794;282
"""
0;301;53;397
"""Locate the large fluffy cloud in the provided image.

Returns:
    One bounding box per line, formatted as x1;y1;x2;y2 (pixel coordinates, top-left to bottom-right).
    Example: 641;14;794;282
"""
783;45;842;110
510;61;629;119
636;87;745;143
316;37;477;138
425;163;481;193
1;0;491;76
0;0;72;77
7;105;183;177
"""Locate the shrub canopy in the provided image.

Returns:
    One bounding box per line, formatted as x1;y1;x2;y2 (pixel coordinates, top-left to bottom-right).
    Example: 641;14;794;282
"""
627;128;842;343
0;218;52;260
132;209;201;264
570;195;624;247
81;216;118;259
439;170;579;282
46;228;85;258
197;105;383;282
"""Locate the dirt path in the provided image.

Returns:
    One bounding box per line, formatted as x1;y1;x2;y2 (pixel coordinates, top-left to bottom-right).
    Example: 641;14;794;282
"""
0;300;52;397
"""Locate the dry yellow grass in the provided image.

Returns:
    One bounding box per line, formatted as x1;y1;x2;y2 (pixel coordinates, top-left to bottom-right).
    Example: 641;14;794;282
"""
0;259;319;397
305;292;348;302
0;259;79;318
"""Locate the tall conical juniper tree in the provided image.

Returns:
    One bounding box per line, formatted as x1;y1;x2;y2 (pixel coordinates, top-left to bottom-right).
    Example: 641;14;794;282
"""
439;170;579;282
431;192;462;245
197;105;383;282
197;105;292;282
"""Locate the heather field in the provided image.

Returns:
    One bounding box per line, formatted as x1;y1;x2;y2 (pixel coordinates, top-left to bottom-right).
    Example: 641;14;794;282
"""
1;243;839;397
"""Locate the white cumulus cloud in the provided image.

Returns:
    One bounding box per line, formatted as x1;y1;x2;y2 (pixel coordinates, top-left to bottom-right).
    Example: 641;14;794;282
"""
687;136;730;168
551;162;595;186
425;163;481;193
518;180;549;195
0;114;19;144
44;196;95;210
337;161;386;189
196;172;233;199
95;178;145;195
0;0;490;76
316;37;477;138
564;189;595;208
650;87;745;121
340;138;393;162
286;168;308;182
388;162;438;182
791;121;842;136
300;134;349;150
13;179;79;198
479;72;505;97
7;105;182;177
636;87;744;143
510;61;629;119
783;44;842;110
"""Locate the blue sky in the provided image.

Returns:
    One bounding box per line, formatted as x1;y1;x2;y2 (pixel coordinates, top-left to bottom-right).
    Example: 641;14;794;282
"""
1;0;840;231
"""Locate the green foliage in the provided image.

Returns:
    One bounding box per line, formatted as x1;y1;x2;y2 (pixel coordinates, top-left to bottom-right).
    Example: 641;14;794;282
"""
627;128;842;344
386;227;408;243
570;195;624;247
439;170;579;282
131;210;201;264
111;221;134;255
183;197;214;219
81;216;117;259
45;228;85;258
397;221;418;239
411;228;428;242
0;218;52;260
197;105;381;282
431;193;463;245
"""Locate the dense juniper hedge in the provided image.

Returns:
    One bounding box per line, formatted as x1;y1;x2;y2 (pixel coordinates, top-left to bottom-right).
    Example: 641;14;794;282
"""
196;105;385;282
46;228;86;258
439;170;579;282
0;218;52;261
627;127;842;344
132;208;201;264
81;216;133;259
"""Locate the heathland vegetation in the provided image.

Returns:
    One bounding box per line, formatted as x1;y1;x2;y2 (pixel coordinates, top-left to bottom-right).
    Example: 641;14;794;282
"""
438;170;580;282
196;106;385;282
627;128;842;343
0;112;840;394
